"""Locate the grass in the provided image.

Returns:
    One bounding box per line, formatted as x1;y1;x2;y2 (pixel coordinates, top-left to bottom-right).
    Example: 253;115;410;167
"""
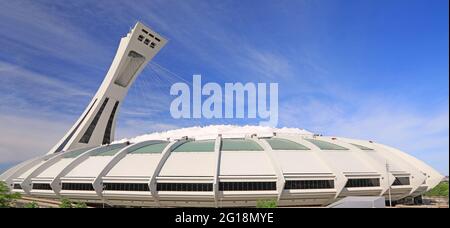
424;182;449;197
256;199;277;208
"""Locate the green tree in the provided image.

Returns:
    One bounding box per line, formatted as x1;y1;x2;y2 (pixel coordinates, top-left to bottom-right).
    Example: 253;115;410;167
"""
59;198;73;208
256;199;277;208
0;181;21;208
24;201;39;208
73;201;87;208
59;197;88;208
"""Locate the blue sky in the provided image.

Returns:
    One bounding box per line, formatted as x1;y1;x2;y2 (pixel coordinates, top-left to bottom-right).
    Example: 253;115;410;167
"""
0;0;448;175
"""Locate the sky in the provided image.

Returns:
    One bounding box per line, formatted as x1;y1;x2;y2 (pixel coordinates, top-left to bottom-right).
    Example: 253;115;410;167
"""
0;0;448;175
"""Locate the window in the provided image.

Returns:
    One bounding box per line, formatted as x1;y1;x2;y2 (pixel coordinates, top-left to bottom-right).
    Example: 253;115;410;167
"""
141;29;148;34
63;147;94;158
155;37;161;42
284;180;334;189
103;183;149;191
221;139;263;151
102;101;119;144
345;178;380;188
144;39;150;45
13;184;22;190
304;138;348;150
129;142;169;154
79;98;109;143
349;143;374;150
114;51;146;87
32;183;52;190
62;183;94;191
90;143;127;156
157;183;213;192
55;99;97;152
150;42;156;48
393;177;410;186
172;140;215;152
138;35;144;41
265;138;310;150
219;182;276;191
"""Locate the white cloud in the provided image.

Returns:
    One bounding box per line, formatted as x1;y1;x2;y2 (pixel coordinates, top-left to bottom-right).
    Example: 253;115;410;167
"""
0;61;89;97
0;113;71;164
115;119;180;140
279;96;449;174
0;1;109;68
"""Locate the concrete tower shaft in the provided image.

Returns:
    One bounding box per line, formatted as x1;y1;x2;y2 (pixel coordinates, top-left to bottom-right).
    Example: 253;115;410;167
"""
49;22;167;154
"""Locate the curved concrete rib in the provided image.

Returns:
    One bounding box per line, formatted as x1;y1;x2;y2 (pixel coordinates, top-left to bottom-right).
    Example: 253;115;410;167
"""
6;154;58;191
250;137;286;201
0;162;27;182
383;143;442;191
319;138;396;196
212;135;222;208
295;137;348;204
148;139;188;206
92;140;167;196
373;143;428;195
49;146;108;195
21;147;94;194
2;159;40;187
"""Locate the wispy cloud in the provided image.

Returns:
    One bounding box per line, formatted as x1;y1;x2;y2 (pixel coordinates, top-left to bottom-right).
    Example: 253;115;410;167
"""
0;61;91;117
0;0;110;68
279;95;449;174
0;61;89;97
0;112;71;163
116;118;180;140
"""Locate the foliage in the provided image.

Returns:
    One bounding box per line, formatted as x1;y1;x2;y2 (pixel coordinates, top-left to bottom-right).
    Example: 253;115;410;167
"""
59;198;73;208
256;199;277;208
0;181;21;208
424;182;449;197
24;201;39;208
59;197;87;208
73;201;87;208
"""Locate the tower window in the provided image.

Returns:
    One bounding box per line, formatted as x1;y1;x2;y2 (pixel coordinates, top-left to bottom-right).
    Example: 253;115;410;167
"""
55;99;97;152
114;51;146;87
102;101;119;145
79;98;109;144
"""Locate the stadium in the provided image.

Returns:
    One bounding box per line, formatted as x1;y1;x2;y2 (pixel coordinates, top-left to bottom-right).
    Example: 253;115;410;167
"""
0;22;443;207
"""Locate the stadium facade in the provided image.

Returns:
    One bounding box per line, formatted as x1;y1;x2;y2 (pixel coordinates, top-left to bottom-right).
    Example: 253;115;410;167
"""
0;22;443;207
